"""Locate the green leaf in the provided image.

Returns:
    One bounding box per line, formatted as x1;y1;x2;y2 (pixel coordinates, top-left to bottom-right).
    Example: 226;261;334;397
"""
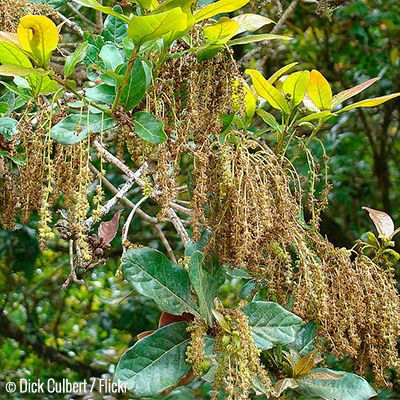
196;44;224;61
228;33;291;46
0;117;18;140
64;42;88;79
274;378;298;397
268;62;298;85
133;112;167;144
0;64;49;77
232;13;274;35
0;102;9;114
120;59;146;110
29;74;59;96
337;92;400;113
331;77;380;110
114;321;191;397
257;109;282;132
289;323;318;357
307;70;332;111
282;71;310;107
85;84;116;105
225;267;252;279
188;251;214;325
99;44;124;71
0;150;25;166
194;0;251;22
204;17;239;44
127;8;188;47
50;113;116;145
239;279;255;299
0;41;32;68
72;0;130;22
296;368;377;400
246;69;289;114
296;110;334;125
243;301;304;350
122;248;200;316
103;5;128;43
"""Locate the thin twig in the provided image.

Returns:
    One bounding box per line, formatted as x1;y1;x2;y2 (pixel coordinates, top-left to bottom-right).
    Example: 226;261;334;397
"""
67;3;98;28
56;10;84;38
238;0;299;67
122;196;149;254
92;141;191;245
169;201;193;216
154;224;177;263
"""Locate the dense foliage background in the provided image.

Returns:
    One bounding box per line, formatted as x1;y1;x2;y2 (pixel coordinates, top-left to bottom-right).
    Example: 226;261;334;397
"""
0;0;399;398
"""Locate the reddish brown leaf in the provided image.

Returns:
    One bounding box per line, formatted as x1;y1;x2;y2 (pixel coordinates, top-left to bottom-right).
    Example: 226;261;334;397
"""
362;207;395;238
98;210;123;244
158;311;194;328
137;330;155;340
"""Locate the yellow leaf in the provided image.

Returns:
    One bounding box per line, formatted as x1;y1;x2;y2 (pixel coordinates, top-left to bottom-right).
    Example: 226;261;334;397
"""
17;15;59;67
282;70;310;107
246;69;289;114
338;92;400;113
194;0;250;22
204;17;239;44
307;70;332;111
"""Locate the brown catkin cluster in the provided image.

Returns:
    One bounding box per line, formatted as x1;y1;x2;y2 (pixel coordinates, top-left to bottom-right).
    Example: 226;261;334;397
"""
0;0;54;32
201;132;400;386
121;42;241;236
0;106;94;253
211;302;273;400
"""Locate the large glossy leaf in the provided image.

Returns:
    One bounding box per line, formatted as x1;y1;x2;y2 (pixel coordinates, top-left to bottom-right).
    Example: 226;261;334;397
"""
296;110;334;125
50;113;116;145
289;323;318;357
331;77;380;110
85;84;116;105
194;0;250;22
243;301;304;350
232;13;274;35
0;117;18;140
114;321;191;397
246;69;289;114
99;44;124;72
0;41;32;68
0;64;48;77
120;59;146;110
73;0;130;23
64;42;88;79
185;229;225;291
307;70;332;111
17;15;59;67
29;74;59;96
257;109;282;132
296;368;376;400
204;17;239;44
133;112;167;144
268;62;298;84
282;71;310;107
122;248;200;316
228;33;290;46
337;92;400;113
153;0;197;46
188;251;215;326
103;5;128;43
127;8;187;47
